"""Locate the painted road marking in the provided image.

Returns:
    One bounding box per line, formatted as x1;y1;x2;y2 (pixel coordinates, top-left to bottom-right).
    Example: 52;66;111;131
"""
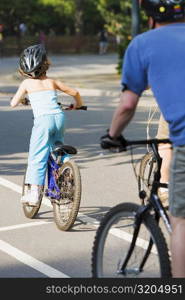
0;220;52;232
110;228;157;254
0;240;69;278
0;176;159;277
0;177;70;277
0;176;155;252
0;177;22;193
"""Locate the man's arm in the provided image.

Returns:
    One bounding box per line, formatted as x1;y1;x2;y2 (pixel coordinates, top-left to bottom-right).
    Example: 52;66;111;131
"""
109;90;139;138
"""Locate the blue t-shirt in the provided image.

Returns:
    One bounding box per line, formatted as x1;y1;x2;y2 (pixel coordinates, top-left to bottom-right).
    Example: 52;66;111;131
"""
121;23;185;146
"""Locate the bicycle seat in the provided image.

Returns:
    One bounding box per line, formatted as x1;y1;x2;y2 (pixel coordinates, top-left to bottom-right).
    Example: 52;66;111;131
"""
53;141;77;155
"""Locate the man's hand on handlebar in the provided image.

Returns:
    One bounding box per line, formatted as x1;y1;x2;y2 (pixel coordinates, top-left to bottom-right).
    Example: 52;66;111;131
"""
100;130;127;152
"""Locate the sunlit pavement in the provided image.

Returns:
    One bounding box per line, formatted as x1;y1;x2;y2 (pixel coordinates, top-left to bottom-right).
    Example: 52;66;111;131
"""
0;53;162;278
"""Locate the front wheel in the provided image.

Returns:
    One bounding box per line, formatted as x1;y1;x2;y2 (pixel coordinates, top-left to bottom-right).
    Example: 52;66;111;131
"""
53;160;81;231
92;202;171;278
22;170;43;219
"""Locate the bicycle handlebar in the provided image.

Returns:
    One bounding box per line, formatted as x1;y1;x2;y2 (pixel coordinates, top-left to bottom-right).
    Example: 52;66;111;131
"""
20;98;87;111
126;138;171;147
62;103;87;111
100;133;172;153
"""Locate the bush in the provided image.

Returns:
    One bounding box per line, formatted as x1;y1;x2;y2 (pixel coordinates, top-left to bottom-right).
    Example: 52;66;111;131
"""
116;36;131;74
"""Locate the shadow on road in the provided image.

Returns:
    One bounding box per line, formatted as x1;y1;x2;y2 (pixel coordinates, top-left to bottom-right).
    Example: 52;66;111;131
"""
0;93;159;177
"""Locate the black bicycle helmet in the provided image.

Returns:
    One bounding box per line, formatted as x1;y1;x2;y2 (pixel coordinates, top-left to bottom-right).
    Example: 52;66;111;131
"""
19;44;47;77
141;0;185;22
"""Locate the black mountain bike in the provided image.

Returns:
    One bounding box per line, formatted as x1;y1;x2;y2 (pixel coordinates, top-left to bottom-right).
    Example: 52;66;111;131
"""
91;138;172;278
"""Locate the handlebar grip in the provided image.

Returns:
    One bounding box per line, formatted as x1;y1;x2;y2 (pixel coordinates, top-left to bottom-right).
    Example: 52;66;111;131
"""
58;103;87;110
21;97;30;105
76;105;87;110
68;104;87;110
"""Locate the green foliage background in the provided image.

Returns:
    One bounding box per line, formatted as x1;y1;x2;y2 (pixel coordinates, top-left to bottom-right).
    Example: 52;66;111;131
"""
0;0;147;68
0;0;146;36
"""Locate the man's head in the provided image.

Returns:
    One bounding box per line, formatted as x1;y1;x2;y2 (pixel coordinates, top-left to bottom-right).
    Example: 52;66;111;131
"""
140;0;185;24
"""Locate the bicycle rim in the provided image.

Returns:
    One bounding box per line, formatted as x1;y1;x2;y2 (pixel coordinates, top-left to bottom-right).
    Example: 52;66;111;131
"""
53;160;81;231
92;203;171;278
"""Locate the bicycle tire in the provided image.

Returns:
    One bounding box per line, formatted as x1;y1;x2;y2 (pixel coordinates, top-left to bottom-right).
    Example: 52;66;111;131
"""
138;152;157;198
92;202;171;278
53;160;81;231
22;170;43;219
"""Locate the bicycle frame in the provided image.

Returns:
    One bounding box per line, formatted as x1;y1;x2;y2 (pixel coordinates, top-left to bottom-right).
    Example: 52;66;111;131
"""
118;139;172;275
129;138;172;233
45;152;70;201
149;142;172;234
118;193;172;275
45;153;61;200
118;204;154;275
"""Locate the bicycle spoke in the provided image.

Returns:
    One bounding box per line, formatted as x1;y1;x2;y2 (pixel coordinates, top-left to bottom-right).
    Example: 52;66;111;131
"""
53;161;81;231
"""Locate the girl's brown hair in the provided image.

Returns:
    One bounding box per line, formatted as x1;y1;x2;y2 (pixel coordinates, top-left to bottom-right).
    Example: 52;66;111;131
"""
19;58;51;79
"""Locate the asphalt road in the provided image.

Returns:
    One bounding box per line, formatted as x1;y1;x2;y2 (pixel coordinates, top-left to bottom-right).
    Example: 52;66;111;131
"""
0;53;162;279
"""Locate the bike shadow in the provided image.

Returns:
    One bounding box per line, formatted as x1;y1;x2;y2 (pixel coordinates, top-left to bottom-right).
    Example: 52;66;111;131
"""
36;210;53;220
26;206;109;231
70;206;111;232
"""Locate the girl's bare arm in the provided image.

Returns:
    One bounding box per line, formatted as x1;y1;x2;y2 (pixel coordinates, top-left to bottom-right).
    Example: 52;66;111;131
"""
54;80;84;108
10;81;27;107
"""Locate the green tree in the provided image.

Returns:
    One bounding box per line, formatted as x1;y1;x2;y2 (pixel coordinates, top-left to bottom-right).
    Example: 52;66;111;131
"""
0;0;146;57
96;0;147;73
33;0;75;34
97;0;132;38
38;0;103;35
0;0;38;34
96;0;132;73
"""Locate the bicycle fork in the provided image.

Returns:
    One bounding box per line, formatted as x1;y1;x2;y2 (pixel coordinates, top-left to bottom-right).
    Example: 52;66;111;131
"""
117;205;154;276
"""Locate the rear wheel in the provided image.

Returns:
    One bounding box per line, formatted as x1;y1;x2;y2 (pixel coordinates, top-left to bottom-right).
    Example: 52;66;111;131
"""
53;160;81;231
92;202;171;278
22;171;43;219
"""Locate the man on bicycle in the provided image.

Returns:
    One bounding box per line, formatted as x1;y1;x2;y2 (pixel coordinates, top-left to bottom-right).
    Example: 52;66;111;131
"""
101;0;185;277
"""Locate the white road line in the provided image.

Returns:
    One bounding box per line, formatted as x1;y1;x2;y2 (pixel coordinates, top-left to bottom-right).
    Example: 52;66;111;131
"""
36;197;158;254
110;228;157;254
0;240;69;278
0;177;70;277
0;176;100;225
0;176;157;254
0;221;52;232
0;177;22;194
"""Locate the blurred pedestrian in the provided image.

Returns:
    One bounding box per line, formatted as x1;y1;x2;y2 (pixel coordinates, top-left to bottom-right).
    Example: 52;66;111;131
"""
98;28;108;55
19;23;27;36
0;23;4;56
39;30;46;45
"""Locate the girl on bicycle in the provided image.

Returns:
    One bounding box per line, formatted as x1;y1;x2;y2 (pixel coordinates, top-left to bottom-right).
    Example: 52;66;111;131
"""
10;44;84;207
